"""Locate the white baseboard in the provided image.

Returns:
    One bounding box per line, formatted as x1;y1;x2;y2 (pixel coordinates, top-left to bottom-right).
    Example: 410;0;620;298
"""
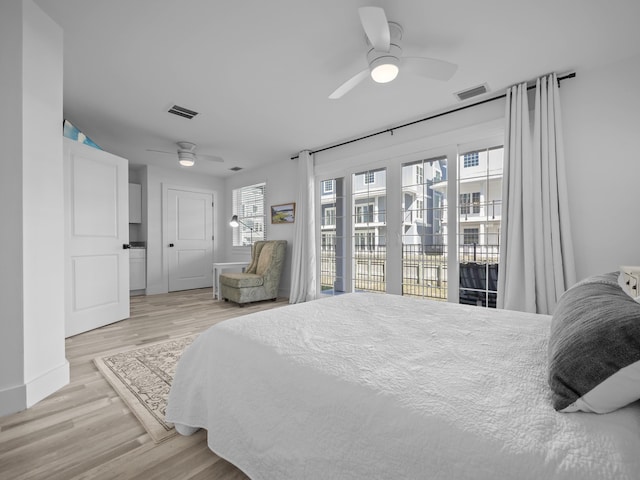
0;360;70;417
26;360;70;408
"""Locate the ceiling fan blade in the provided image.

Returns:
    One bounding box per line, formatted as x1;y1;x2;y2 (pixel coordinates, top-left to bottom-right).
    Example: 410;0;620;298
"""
146;148;175;155
328;69;369;99
401;56;458;81
358;7;390;51
196;154;224;163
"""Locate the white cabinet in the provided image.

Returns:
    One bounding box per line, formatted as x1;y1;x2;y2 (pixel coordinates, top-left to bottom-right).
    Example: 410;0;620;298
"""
130;248;146;290
129;183;142;224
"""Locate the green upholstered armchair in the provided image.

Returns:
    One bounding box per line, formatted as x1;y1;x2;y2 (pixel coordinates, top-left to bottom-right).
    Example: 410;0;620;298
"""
219;240;287;306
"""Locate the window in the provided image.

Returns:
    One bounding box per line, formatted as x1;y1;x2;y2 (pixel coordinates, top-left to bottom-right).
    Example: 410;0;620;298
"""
460;192;480;215
323;206;336;226
463;228;479;245
321;232;336;251
231;182;266;246
316;143;502;308
463;152;479;168
472;192;481;214
355;204;374;224
460;193;471;215
415;199;424;220
364;171;375;184
322;180;334;194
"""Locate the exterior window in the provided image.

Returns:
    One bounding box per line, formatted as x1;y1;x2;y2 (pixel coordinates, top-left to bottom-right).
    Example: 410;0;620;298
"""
364;171;375;184
324;206;336;226
231;182;266;246
416;199;424;219
463;228;479;245
355;204;374;224
460;192;480;215
321;232;335;251
460;193;471;215
472;192;481;214
463;152;479;168
322;180;334;194
416;165;423;185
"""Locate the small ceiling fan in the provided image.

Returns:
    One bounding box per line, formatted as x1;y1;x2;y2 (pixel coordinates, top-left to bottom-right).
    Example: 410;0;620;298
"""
329;6;458;99
147;141;223;167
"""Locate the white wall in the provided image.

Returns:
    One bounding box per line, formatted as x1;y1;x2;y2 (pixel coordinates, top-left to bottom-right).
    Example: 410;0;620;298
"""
561;53;640;280
224;159;298;297
144;164;226;294
0;0;68;416
0;0;26;414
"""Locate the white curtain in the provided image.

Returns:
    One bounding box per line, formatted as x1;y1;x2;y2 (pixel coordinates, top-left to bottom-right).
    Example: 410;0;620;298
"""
497;73;576;314
289;150;317;303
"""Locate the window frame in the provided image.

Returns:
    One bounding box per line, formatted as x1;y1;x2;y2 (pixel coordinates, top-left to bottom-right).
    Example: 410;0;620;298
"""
322;179;334;194
463;227;480;245
463;151;479;168
231;182;266;247
363;171;375;184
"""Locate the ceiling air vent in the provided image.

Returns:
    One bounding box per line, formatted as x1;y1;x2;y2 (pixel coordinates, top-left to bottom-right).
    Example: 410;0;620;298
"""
167;104;199;119
229;166;243;172
454;84;489;102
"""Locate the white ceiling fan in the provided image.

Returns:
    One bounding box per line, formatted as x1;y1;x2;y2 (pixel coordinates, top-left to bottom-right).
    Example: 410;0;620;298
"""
147;141;223;167
329;6;458;99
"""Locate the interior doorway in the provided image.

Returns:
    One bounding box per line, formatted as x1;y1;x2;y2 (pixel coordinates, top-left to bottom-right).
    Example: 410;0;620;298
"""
166;187;214;292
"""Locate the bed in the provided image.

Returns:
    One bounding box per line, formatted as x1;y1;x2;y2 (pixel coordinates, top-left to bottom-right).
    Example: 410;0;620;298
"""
166;273;640;480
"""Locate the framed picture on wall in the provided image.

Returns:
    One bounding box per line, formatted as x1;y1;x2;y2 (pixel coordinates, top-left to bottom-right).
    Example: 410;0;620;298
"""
271;202;296;224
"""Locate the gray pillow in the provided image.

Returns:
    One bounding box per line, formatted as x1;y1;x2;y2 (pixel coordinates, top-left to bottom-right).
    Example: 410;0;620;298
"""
548;272;640;413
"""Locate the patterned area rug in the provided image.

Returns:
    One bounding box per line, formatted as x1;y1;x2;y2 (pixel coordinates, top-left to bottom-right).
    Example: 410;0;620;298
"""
94;335;197;443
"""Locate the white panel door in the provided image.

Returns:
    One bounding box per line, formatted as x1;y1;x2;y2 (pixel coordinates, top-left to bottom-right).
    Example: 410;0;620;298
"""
167;189;213;292
64;138;129;337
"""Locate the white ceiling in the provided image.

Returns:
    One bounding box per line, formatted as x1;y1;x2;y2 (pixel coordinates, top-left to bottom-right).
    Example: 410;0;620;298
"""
34;0;640;177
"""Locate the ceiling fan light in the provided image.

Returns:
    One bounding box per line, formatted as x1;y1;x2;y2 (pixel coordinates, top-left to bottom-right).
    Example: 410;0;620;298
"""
178;152;195;167
370;56;399;83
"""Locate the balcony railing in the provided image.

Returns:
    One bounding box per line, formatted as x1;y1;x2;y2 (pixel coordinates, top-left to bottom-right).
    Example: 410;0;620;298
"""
459;243;500;263
460;200;502;221
319;243;500;307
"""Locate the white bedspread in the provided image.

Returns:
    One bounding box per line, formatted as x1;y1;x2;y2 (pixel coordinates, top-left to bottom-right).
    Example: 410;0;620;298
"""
166;293;640;480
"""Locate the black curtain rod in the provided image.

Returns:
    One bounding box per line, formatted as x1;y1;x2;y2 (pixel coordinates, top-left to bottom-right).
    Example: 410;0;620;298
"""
291;72;576;160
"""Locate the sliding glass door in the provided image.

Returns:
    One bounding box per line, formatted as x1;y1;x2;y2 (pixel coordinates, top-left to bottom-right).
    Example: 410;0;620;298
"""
401;157;448;300
352;168;386;293
457;147;503;307
319;178;345;296
316;141;503;309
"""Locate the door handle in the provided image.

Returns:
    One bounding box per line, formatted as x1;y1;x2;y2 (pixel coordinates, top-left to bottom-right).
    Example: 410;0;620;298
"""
169;243;174;247
123;244;131;249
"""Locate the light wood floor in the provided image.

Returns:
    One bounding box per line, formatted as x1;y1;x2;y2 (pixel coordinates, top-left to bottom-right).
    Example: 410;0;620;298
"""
0;289;289;480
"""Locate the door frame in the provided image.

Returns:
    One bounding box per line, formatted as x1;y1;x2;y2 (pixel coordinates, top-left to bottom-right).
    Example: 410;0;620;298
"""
161;183;217;293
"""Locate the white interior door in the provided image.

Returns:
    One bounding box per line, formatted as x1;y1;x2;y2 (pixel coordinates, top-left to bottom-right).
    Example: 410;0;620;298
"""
64;138;129;337
167;188;214;292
